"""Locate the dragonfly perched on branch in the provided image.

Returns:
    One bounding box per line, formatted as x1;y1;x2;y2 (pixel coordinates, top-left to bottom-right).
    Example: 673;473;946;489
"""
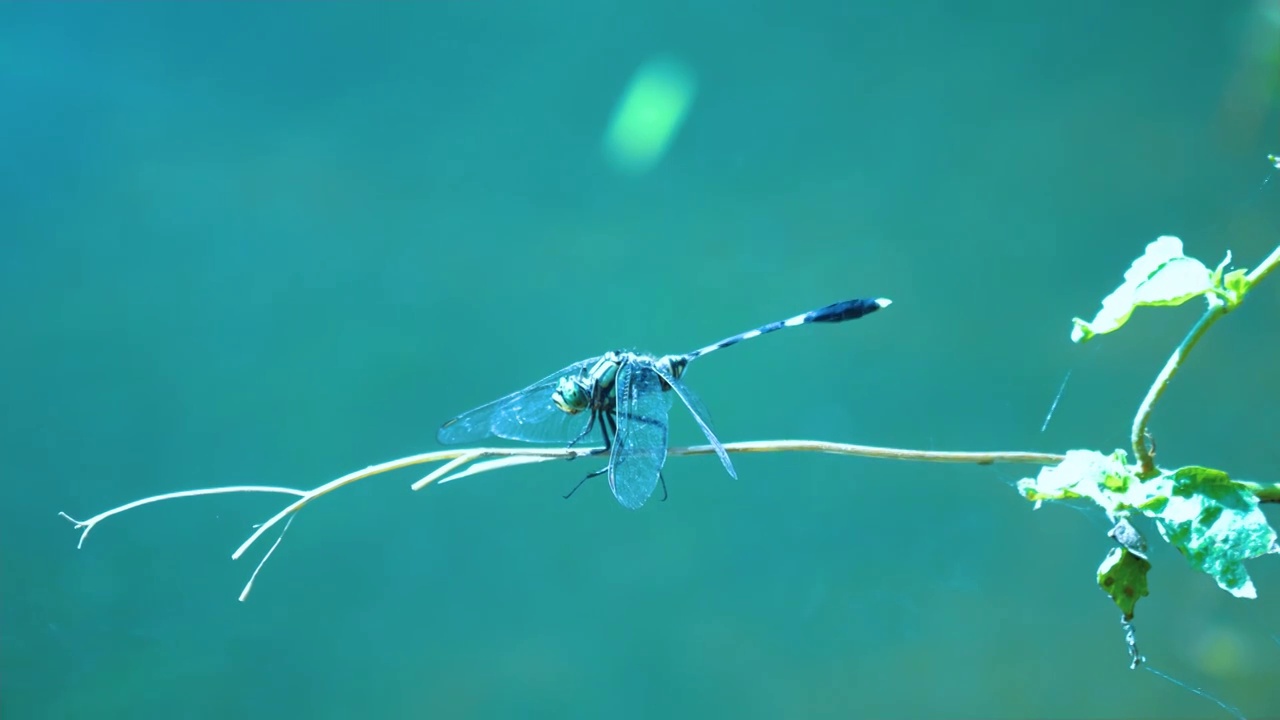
437;297;891;509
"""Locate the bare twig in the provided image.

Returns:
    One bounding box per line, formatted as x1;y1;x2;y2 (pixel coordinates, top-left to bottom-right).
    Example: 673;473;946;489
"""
239;514;295;601
58;485;308;549
671;440;1064;466
57;440;1071;599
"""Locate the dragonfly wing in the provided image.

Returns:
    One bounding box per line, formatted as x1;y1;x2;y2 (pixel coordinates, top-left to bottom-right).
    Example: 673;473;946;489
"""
609;360;672;510
653;361;736;479
436;357;599;445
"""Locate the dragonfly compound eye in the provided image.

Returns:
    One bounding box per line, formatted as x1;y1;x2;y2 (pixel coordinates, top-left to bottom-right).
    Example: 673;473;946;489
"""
552;377;589;414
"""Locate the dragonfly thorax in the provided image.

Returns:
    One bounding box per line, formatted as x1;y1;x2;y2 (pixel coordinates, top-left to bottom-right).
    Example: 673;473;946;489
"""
551;352;625;415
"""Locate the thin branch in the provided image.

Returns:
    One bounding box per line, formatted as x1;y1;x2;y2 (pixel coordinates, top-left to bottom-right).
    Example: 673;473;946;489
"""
670;440;1064;466
235;441;1063;560
411;452;482;491
239;514;295;602
231;449;472;560
58;485;308;549
67;442;1065;567
60;436;1279;600
231;446;601;560
433;455;559;485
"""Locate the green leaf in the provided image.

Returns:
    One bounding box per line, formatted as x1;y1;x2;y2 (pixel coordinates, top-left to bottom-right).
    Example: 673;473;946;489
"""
1019;453;1278;600
1269;153;1280;169
1098;547;1151;620
1017;449;1151;514
1210;251;1232;288
1222;268;1251;304
1151;466;1276;598
1071;236;1213;343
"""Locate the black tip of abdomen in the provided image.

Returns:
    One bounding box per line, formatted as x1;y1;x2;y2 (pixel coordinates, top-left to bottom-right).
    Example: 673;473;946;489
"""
808;297;892;323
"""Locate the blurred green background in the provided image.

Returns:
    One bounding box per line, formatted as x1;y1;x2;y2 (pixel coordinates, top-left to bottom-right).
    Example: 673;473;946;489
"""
3;2;1279;718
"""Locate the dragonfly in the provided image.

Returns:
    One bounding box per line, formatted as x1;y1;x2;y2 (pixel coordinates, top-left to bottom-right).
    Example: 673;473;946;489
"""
436;297;891;509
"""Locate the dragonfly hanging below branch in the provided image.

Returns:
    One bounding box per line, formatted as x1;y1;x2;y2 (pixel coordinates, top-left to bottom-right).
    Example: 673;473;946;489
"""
436;297;892;509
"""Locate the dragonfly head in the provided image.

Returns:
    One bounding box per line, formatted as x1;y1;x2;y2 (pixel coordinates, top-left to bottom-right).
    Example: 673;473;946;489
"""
552;376;591;414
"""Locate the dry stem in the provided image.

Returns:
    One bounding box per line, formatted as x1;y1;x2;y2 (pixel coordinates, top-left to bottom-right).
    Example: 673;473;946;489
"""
61;441;1064;600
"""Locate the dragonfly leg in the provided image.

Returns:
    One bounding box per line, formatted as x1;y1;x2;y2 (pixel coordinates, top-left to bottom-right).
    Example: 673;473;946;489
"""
562;464;608;500
567;409;598;450
562;410;617;499
563;466;668;503
601;410;617;451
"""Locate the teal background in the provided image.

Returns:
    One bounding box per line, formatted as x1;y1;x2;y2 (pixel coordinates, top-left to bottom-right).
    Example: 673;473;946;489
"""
4;2;1279;718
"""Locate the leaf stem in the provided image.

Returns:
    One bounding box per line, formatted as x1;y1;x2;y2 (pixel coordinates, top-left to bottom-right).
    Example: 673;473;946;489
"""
1235;479;1280;504
1247;242;1280;288
1131;242;1280;477
1130;303;1226;476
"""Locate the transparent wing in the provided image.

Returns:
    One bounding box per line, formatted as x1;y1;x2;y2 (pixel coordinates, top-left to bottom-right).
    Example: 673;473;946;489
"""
436;357;600;445
609;360;672;510
653;359;736;479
